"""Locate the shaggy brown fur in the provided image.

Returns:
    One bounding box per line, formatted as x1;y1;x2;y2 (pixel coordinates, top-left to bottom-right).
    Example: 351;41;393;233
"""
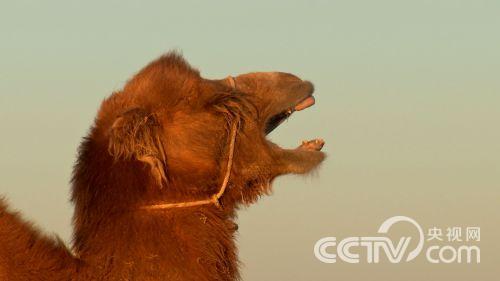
0;52;325;280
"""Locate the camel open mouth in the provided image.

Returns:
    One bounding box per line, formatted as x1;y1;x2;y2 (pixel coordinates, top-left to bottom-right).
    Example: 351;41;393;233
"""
264;95;316;135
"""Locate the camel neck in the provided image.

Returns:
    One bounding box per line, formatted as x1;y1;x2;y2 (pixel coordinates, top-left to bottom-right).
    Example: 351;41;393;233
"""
72;205;240;281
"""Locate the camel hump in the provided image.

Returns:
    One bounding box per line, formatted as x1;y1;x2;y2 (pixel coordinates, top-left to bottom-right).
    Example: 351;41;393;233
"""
0;197;77;281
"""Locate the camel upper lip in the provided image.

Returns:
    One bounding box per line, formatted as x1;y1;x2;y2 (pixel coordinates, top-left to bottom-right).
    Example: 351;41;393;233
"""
264;95;315;135
294;95;315;111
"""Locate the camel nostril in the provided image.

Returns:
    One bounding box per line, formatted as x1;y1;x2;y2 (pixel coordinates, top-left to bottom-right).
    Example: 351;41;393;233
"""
303;81;315;95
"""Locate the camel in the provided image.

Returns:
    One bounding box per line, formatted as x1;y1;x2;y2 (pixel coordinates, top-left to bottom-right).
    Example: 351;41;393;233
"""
0;52;325;280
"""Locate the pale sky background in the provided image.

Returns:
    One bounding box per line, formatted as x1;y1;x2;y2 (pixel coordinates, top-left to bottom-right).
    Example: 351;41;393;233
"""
0;1;499;280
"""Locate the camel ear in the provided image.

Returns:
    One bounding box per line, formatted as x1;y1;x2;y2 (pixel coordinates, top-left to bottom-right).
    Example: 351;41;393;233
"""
108;108;167;187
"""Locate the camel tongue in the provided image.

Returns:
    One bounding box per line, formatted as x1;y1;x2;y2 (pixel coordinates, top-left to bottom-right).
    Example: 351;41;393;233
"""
294;96;315;111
